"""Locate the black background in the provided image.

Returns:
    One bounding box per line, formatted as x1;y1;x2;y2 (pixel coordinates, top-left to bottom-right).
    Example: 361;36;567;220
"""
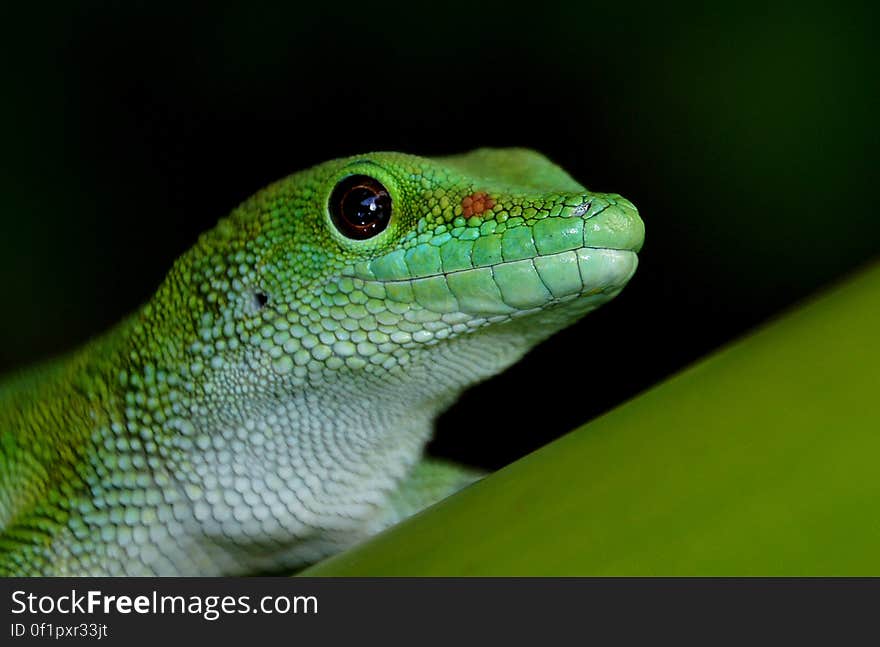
1;1;877;469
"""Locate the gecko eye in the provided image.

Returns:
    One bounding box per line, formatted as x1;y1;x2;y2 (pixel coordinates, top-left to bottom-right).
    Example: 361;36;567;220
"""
329;175;392;240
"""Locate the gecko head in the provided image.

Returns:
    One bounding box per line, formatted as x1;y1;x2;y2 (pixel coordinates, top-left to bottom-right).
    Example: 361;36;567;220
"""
143;149;644;559
223;148;643;389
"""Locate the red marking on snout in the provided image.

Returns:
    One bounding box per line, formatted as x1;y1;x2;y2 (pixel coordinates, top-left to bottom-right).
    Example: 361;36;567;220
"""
461;191;496;218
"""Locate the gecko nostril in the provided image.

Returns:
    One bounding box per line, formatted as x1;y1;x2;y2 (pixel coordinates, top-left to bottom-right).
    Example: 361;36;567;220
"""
572;201;592;218
254;292;269;308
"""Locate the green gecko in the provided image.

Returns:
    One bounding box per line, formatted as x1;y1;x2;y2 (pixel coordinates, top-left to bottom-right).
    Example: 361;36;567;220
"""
0;149;644;575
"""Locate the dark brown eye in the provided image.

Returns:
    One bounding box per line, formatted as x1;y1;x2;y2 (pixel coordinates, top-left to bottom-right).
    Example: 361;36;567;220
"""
328;175;392;240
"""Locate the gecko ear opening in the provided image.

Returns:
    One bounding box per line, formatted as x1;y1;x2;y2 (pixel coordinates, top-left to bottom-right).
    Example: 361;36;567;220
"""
244;289;269;314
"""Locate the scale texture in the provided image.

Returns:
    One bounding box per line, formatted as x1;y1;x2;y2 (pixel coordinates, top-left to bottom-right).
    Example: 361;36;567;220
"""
0;149;644;575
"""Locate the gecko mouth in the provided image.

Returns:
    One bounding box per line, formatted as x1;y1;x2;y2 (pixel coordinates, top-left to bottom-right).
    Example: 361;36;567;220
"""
348;197;643;319
369;246;639;317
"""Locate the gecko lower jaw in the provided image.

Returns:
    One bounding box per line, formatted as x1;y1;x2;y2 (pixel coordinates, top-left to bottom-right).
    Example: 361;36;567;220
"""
365;246;639;318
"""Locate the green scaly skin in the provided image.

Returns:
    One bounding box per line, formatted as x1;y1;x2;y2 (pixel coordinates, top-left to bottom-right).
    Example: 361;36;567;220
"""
0;149;644;575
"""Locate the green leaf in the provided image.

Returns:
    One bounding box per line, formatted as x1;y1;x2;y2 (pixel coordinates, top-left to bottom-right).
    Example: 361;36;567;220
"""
303;262;880;575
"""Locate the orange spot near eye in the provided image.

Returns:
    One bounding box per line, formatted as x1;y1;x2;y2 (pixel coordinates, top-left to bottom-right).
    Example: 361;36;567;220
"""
460;191;496;218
